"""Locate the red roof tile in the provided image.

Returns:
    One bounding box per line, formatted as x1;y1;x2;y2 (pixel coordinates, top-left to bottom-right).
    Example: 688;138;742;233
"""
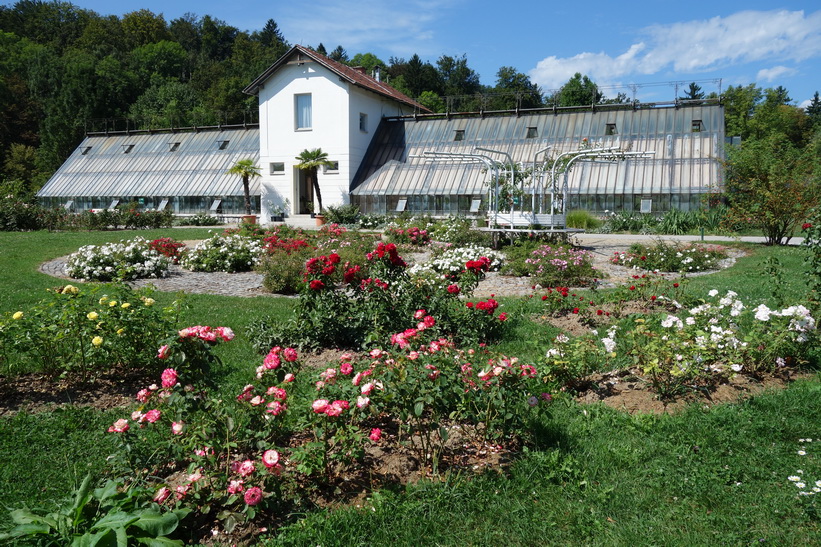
244;45;430;113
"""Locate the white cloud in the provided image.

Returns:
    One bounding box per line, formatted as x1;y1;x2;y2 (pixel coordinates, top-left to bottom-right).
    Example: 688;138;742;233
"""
281;0;461;59
529;9;821;89
756;66;797;82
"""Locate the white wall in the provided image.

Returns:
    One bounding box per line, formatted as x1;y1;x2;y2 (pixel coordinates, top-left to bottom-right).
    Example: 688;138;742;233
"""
255;60;418;221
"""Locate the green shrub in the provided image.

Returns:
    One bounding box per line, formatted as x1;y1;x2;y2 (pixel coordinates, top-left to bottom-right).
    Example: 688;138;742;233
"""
259;249;312;294
565;209;602;230
1;283;178;378
656;208;698;235
323;203;361;225
177;213;222;226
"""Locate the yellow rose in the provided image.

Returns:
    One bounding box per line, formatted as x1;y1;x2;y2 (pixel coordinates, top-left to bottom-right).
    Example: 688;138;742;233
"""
117;328;125;335
87;312;99;320
62;285;78;295
91;336;103;347
99;297;108;305
143;298;155;307
12;311;23;320
109;301;117;307
121;303;131;309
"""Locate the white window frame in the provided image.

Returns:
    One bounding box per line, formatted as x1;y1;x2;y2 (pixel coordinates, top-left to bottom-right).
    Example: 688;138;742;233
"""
270;162;285;175
295;93;312;130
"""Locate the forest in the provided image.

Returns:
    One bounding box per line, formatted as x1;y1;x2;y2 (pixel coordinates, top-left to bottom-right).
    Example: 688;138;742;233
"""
1;0;820;200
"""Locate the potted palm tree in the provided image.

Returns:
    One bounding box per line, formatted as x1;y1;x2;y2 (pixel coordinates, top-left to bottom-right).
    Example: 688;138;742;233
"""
295;148;334;225
227;159;261;224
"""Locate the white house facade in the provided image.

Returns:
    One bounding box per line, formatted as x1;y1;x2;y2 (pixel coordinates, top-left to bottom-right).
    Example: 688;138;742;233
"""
243;45;427;221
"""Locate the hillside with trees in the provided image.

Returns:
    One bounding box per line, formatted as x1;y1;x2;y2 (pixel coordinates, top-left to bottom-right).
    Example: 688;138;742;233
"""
0;0;819;219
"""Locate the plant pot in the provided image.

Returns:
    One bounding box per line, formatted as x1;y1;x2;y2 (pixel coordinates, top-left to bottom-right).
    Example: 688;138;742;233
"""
270;215;284;222
241;215;256;225
315;214;326;226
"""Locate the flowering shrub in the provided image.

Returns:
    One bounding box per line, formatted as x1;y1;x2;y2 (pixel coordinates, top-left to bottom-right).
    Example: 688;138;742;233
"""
385;226;431;246
611;240;728;273
149;237;187;264
65;237;171;281
617;290;817;399
0;284;177;378
802;215;821;312
249;242;509;351
513;244;597;287
180;234;263;272
409;244;503;290
103;317;547;535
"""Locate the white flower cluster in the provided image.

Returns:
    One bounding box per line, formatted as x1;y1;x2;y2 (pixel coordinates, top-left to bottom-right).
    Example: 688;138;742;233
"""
180;234;263;273
65;237;170;281
788;439;821;496
409;245;504;278
753;304;816;340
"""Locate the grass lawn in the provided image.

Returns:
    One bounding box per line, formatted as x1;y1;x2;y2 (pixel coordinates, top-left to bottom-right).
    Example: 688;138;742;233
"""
1;229;820;544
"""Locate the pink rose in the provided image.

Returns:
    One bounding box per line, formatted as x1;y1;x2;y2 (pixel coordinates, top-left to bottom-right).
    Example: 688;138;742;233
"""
153;486;171;503
160;368;177;388
108;419;129;433
144;409;161;423
263;351;281;370
157;345;170;360
266;386;287;401
283;373;295;383
339;362;353;375
312;399;329;413
171;421;184;435
414;309;426;319
227;479;244;494
216;326;235;341
266;401;286;416
262;449;280;468
237;459;255;477
369;428;382;442
356;396;370;408
175;485;188;499
283;347;298;362
361;382;375;396
244;486;263;506
136;389;151;403
325;403;343;417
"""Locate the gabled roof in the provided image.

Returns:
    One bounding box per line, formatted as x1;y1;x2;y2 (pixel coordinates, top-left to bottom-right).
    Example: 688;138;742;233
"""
37;127;261;199
243;44;430;113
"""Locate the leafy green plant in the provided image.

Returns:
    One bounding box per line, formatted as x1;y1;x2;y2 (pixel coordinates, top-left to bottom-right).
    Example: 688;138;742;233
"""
323;203;361;225
1;283;179;378
0;473;190;546
566;209;602;230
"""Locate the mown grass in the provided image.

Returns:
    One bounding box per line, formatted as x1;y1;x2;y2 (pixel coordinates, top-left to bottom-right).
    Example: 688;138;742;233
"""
1;229;819;544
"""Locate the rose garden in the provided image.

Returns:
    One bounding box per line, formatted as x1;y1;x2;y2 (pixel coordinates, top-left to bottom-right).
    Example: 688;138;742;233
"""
2;213;821;545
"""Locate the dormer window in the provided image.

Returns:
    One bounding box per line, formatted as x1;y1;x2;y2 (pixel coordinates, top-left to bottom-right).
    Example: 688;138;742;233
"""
454;129;465;142
169;142;180;152
605;123;617;136
526;127;538;139
217;140;230;150
81;146;92;155
691;120;703;133
122;144;135;154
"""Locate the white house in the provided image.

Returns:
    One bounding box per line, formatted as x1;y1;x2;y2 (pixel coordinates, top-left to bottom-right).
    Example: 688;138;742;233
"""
242;45;428;221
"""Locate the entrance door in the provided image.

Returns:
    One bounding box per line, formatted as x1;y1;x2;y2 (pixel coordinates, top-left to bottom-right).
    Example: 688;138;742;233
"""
295;168;314;214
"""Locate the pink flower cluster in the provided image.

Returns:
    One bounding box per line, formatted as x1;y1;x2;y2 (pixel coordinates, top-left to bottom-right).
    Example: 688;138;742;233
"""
255;346;298;378
178;325;235;343
390;311;436;349
312;398;350;416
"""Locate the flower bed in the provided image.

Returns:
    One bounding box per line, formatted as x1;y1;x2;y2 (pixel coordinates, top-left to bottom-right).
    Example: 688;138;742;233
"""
610;240;728;273
65;237;171;281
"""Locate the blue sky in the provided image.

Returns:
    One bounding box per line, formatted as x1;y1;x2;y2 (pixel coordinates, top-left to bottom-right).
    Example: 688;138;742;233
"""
63;0;821;107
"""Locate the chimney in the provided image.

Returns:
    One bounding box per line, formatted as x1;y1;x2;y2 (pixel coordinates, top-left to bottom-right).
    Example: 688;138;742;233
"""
375;66;381;82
